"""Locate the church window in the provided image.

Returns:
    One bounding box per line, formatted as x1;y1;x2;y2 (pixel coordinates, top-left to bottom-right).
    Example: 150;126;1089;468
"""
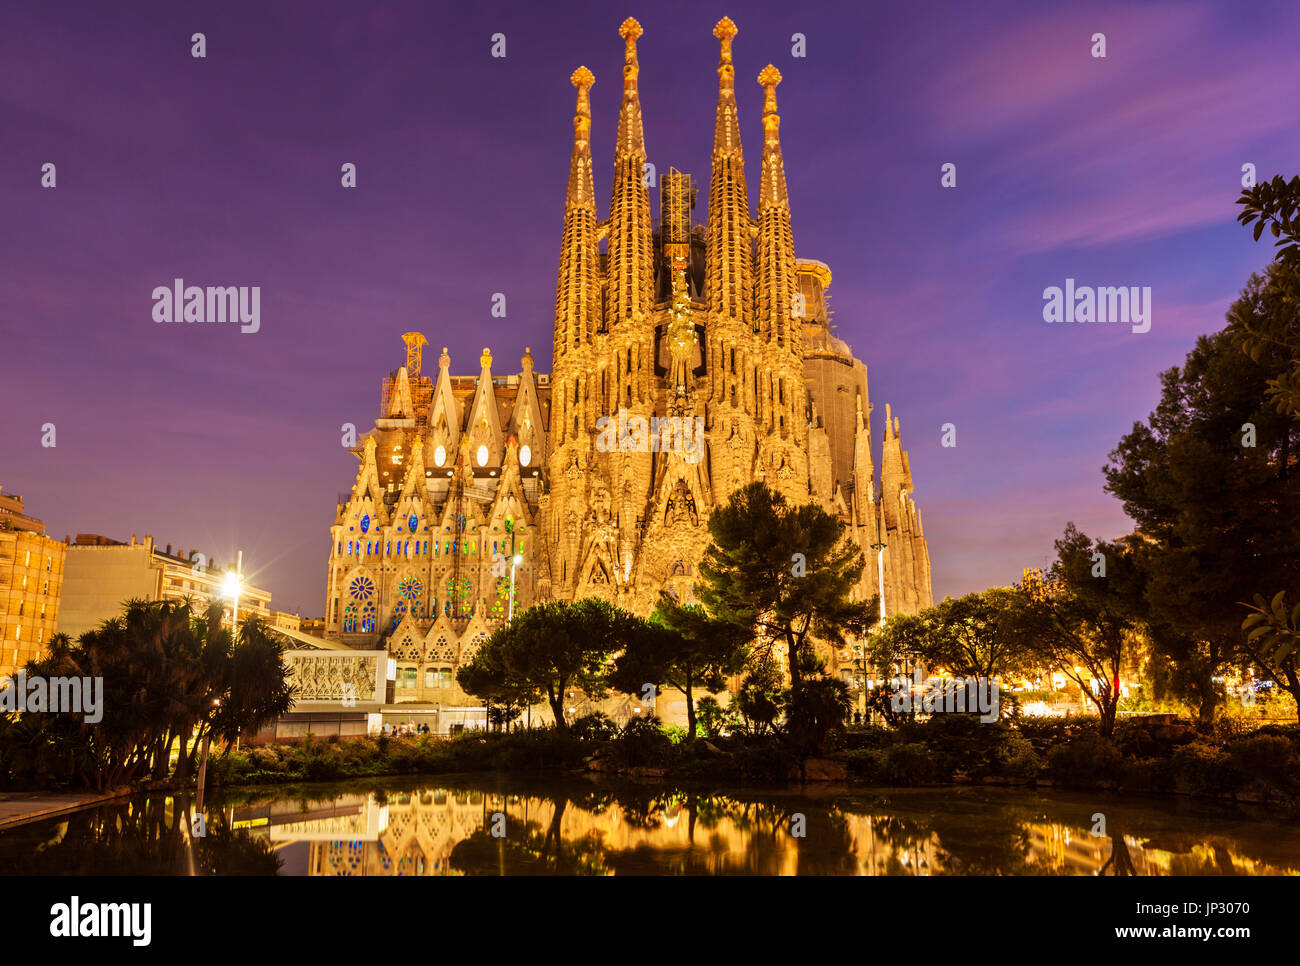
444;576;472;616
491;576;516;619
393;577;423;624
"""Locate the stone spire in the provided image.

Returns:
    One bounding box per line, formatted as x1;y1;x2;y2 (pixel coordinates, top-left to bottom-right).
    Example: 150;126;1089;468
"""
554;66;601;357
705;16;752;325
387;364;414;419
754;64;797;351
607;18;654;328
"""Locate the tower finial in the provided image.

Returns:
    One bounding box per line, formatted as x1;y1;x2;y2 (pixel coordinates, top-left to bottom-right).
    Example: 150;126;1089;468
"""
570;66;594;134
714;17;738;82
619;18;642;91
758;64;783;123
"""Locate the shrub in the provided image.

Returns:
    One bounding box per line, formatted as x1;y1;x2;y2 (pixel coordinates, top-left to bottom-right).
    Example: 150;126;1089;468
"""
1118;756;1174;794
1226;734;1296;788
695;696;727;738
1169;741;1240;796
569;713;619;742
997;736;1045;780
1045;735;1122;788
1016;716;1103;752
615;715;674;768
881;743;948;785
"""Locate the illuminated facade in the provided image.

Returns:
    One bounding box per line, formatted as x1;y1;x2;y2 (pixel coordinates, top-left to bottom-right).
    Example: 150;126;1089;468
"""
323;17;933;712
0;489;65;677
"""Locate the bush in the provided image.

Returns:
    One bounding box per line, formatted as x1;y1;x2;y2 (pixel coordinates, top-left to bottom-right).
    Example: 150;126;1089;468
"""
569;713;618;742
881;743;949;785
997;736;1045;780
695;696;727;738
1225;734;1296;788
1046;735;1122;788
615;715;674;768
1169;741;1240;796
1016;716;1103;752
1118;756;1174;794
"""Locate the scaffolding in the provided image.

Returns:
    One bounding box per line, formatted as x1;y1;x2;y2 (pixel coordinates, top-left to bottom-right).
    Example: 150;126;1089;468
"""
660;166;696;273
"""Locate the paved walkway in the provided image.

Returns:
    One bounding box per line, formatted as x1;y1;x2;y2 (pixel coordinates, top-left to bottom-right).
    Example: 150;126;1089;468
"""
0;788;132;830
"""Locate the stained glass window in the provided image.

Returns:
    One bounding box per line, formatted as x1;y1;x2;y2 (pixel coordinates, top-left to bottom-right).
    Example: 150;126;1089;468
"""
443;576;472;617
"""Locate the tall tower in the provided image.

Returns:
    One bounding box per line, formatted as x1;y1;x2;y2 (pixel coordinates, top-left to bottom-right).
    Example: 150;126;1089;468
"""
607;17;653;328
753;64;810;503
704;17;758;502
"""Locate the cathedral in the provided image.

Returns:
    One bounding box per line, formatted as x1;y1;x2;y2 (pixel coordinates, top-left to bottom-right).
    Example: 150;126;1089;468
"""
322;17;932;715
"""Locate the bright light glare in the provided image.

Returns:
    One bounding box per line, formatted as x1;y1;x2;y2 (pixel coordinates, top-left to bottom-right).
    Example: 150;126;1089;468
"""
221;571;242;599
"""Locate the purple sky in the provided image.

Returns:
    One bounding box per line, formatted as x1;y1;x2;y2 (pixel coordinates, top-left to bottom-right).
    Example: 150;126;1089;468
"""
3;0;1298;616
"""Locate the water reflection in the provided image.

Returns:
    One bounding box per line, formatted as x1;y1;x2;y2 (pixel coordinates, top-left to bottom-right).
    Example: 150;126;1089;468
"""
3;780;1297;875
0;793;280;875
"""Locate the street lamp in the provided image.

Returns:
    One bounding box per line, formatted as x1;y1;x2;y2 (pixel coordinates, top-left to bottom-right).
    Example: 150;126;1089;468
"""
508;553;523;624
866;515;887;723
222;549;244;636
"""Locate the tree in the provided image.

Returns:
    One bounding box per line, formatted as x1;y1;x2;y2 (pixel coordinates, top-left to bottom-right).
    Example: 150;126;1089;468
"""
697;482;875;696
456;638;540;732
609;595;748;741
456;598;638;732
732;655;784;735
1228;261;1300;421
1104;275;1300;723
209;615;296;746
1008;526;1144;737
7;599;293;790
1241;591;1300;716
899;589;1032;682
1237;174;1300;265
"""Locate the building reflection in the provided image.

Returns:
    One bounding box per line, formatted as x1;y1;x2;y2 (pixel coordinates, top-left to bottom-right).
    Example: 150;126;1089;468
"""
226;786;1300;877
